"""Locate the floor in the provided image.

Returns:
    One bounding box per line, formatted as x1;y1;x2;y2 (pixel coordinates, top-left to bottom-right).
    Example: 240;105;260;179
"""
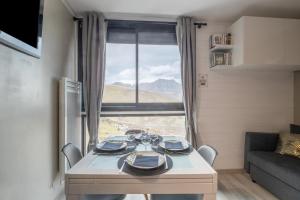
124;172;279;200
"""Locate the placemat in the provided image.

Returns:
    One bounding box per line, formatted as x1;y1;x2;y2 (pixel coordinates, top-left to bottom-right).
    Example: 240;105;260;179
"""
117;154;173;176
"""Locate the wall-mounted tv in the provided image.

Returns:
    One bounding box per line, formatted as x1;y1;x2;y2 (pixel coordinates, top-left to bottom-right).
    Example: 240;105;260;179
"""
0;0;44;58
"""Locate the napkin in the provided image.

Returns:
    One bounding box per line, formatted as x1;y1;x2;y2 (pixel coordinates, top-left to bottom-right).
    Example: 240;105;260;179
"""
101;141;123;150
164;141;183;150
133;155;159;168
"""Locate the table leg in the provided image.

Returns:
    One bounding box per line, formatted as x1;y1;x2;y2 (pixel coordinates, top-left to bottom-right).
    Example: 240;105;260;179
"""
66;194;80;200
203;193;216;200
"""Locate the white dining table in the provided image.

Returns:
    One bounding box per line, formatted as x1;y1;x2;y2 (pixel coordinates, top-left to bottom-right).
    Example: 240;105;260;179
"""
65;136;217;200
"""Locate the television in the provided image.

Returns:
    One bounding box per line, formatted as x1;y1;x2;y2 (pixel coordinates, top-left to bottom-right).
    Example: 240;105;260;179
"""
0;0;44;58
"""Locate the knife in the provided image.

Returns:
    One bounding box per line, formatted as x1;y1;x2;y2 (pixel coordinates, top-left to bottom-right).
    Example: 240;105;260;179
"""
164;154;168;169
119;160;126;173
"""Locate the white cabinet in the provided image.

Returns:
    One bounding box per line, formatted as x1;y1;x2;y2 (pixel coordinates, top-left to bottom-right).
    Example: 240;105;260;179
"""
284;19;300;65
228;16;300;70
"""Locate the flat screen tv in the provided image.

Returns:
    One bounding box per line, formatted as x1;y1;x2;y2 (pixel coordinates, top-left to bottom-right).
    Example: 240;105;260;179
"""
0;0;44;58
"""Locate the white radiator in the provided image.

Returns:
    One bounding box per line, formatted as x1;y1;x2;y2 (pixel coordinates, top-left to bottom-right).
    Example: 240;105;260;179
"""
59;77;82;182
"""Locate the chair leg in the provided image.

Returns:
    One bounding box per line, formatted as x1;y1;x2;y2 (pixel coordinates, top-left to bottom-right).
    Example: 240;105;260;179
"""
144;194;149;200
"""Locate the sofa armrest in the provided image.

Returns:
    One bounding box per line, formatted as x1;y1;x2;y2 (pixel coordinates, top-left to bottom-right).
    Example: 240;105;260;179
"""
244;132;279;173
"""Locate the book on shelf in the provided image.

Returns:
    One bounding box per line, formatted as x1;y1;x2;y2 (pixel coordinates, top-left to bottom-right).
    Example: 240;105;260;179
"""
209;33;231;48
210;52;232;67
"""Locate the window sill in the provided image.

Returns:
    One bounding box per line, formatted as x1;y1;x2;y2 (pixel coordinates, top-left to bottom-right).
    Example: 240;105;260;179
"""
81;111;185;117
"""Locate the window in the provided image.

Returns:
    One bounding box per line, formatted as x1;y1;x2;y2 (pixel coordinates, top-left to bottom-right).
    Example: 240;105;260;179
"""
139;44;182;103
100;20;185;139
102;43;136;103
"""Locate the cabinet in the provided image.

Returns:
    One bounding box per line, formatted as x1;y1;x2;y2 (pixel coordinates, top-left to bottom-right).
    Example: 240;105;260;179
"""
227;16;300;70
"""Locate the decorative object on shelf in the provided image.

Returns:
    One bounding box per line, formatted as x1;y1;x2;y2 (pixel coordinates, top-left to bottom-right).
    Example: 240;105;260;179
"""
209;32;232;68
210;52;232;67
209;33;231;48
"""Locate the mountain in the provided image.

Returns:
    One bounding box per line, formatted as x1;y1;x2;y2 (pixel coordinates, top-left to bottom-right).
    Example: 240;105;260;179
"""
111;82;133;88
110;79;182;101
140;79;181;95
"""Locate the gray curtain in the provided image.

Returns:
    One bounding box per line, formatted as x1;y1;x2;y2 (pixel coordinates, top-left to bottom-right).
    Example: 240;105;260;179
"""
82;12;107;151
176;16;199;148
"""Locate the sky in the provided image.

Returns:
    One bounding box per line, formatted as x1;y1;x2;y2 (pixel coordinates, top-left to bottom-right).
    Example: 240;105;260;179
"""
105;43;181;84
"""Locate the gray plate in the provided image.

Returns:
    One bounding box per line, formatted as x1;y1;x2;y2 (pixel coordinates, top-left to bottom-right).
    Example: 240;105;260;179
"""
96;140;127;152
126;151;165;170
159;140;190;152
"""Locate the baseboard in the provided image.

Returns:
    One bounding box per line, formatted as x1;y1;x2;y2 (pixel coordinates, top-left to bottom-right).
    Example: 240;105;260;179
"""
217;169;246;174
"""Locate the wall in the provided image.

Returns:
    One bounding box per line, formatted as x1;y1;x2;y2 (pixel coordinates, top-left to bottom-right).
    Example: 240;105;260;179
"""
294;72;300;124
0;0;75;199
196;23;294;169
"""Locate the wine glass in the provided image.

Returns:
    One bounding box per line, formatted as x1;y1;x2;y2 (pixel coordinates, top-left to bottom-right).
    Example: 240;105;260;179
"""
126;134;135;142
141;133;150;151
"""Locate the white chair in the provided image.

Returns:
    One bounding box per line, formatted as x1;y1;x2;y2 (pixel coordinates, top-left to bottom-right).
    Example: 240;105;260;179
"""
150;145;218;200
61;143;126;200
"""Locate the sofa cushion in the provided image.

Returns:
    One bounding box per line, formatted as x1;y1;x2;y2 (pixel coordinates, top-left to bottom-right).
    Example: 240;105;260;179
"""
248;151;300;191
276;133;300;156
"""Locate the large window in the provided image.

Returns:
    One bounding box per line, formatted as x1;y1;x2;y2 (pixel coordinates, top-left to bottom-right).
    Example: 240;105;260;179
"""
100;20;185;139
102;43;136;103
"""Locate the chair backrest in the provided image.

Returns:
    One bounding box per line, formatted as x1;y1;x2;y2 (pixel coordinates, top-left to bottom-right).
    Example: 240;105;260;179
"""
197;145;218;166
61;143;83;168
125;129;145;135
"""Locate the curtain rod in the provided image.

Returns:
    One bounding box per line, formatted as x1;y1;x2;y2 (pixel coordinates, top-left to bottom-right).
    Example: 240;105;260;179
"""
73;17;207;28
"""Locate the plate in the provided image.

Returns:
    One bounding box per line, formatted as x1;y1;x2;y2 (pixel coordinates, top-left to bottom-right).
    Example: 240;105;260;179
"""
95;140;127;152
126;151;165;170
159;139;190;152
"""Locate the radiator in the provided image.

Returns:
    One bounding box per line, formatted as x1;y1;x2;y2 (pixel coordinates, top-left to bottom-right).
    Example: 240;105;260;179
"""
59;77;82;182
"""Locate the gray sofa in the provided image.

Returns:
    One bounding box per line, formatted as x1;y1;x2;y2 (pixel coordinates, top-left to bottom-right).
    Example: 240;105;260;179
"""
244;132;300;200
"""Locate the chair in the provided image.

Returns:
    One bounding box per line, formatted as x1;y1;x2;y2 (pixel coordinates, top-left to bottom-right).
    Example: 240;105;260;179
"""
61;143;126;200
150;145;218;200
197;145;218;166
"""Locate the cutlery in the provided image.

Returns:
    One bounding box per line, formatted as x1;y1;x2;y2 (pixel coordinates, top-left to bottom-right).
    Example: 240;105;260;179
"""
119;160;127;173
164;154;168;169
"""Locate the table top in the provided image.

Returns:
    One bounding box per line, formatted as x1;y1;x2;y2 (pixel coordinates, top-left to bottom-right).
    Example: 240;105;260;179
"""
66;136;217;179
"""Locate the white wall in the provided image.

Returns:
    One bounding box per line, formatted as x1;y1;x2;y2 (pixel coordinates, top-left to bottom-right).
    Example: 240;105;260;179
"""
294;72;300;124
196;23;294;169
0;0;75;199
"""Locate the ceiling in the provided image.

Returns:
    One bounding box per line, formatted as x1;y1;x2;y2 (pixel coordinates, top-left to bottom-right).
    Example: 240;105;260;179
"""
64;0;300;22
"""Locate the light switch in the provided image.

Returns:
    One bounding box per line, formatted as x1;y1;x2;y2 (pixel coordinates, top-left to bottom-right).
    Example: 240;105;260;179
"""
198;74;208;87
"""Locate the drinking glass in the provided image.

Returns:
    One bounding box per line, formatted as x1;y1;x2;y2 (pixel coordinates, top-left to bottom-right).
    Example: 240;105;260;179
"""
126;134;135;142
141;133;151;151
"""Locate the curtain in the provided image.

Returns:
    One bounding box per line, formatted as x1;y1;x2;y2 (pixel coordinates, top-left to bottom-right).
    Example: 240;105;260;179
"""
82;12;107;151
176;16;199;148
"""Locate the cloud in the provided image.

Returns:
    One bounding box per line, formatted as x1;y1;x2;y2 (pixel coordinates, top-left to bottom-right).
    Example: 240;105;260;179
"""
105;43;181;84
139;61;181;83
105;61;181;84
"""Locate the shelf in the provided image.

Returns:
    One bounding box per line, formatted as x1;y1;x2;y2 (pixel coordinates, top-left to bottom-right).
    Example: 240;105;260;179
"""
210;45;233;52
210;65;233;70
210;64;300;71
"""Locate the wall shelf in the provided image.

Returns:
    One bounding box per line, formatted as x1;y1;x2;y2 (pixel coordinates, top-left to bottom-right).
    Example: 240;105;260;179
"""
210;45;233;52
210;64;300;71
209;65;233;71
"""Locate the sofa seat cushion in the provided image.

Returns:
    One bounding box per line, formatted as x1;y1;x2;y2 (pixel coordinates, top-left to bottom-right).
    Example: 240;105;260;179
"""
248;151;300;191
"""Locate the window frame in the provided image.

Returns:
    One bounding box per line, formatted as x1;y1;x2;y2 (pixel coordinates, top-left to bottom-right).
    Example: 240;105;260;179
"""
102;20;184;115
